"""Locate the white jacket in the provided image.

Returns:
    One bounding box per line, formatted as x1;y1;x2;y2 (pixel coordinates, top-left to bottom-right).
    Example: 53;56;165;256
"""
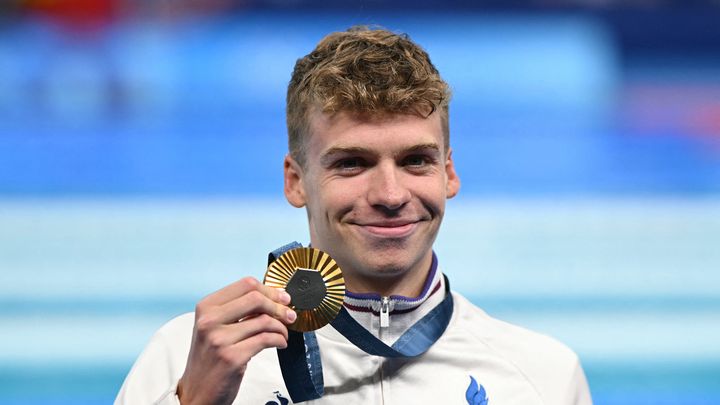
116;268;592;405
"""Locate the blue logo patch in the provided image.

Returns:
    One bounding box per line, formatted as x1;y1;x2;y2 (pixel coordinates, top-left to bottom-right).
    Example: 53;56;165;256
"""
466;376;488;405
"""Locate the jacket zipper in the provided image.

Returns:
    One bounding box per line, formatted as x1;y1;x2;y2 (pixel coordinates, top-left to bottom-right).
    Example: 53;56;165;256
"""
379;296;390;404
380;296;390;328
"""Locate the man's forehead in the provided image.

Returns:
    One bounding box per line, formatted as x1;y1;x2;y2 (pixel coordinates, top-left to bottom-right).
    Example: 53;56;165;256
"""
306;109;443;148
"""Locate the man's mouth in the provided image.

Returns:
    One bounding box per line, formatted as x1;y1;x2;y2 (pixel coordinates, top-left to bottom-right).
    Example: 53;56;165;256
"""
353;220;421;238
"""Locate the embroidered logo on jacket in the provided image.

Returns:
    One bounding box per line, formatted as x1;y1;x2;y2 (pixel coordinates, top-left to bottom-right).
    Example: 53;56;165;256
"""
466;376;489;405
265;391;290;405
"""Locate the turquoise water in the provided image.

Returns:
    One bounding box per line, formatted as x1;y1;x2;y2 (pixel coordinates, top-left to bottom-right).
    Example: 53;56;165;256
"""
1;198;719;404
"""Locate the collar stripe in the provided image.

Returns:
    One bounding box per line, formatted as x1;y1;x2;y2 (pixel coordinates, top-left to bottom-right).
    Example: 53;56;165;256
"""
343;280;443;315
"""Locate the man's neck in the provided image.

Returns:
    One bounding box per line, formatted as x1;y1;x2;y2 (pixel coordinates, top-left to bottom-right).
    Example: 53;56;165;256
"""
344;252;434;297
339;254;444;344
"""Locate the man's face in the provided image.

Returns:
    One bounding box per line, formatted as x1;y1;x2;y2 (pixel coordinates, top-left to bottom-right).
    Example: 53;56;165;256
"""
284;111;460;295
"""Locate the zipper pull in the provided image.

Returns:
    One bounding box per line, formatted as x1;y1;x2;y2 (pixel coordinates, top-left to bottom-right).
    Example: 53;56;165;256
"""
380;296;390;328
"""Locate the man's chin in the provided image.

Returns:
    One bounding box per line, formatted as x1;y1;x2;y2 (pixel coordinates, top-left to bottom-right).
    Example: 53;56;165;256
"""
364;263;408;277
355;253;418;278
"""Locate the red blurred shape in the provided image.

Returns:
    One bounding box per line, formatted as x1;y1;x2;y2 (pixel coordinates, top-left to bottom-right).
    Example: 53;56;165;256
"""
622;83;720;139
692;104;720;138
22;0;117;33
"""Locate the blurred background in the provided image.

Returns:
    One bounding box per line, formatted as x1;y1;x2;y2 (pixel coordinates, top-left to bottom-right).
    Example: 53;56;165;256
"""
1;1;719;404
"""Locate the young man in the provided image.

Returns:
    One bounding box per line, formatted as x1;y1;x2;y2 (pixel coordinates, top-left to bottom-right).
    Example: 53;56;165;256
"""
116;27;592;404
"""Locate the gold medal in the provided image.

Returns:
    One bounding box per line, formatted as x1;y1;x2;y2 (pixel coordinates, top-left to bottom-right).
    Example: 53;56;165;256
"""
264;247;345;332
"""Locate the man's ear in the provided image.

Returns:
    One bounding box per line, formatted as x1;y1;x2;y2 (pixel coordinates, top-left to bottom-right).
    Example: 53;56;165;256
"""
445;148;460;199
284;154;306;208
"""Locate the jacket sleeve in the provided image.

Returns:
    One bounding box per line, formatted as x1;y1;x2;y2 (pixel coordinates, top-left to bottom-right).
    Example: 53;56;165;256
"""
115;320;190;405
568;359;593;405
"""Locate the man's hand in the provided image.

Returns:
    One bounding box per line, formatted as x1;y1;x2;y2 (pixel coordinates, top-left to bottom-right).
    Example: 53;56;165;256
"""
177;277;296;405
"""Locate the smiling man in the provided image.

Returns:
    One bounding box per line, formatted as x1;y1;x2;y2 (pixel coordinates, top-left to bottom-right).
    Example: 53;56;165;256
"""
116;27;592;404
284;111;457;297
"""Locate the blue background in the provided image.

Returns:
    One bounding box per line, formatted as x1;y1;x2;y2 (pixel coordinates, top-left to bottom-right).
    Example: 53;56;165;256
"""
1;2;719;404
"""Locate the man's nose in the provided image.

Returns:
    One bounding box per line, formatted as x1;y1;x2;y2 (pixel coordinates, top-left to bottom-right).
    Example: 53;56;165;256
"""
367;163;411;211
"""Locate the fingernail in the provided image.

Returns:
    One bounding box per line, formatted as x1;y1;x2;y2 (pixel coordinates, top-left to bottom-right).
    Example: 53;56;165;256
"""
279;291;292;304
287;309;297;322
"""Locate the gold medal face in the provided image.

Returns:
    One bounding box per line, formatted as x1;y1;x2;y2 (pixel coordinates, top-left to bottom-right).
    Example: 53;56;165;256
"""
264;247;345;332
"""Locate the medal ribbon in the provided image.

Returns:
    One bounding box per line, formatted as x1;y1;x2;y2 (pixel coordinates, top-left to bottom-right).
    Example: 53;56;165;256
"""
269;242;454;403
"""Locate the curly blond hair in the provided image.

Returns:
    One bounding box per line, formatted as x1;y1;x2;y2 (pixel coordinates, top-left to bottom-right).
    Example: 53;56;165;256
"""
286;26;452;166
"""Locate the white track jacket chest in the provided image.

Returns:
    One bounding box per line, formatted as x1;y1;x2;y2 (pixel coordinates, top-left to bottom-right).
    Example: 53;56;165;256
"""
116;266;592;405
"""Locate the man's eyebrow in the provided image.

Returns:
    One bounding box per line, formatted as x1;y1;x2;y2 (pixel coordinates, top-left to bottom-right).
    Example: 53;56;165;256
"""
402;143;441;154
320;146;373;166
319;143;442;166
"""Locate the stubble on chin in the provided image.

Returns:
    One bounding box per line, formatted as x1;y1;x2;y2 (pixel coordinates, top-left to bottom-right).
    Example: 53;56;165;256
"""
357;238;416;274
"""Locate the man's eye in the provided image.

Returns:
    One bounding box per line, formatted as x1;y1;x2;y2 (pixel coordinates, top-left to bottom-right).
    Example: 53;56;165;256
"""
337;158;363;170
404;155;429;167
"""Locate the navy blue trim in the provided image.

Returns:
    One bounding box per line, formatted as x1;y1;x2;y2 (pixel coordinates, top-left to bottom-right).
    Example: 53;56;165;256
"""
343;280;443;315
304;331;323;393
345;252;439;302
391;278;453;354
331;275;453;357
277;330;322;402
268;241;303;265
269;243;453;403
269;242;323;403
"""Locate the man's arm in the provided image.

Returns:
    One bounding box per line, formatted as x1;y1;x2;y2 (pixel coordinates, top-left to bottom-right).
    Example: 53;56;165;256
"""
568;359;593;405
116;277;296;405
177;277;296;404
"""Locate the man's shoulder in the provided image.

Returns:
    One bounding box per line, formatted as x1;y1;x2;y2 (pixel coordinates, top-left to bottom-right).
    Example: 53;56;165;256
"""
451;292;578;361
449;292;584;390
444;292;592;404
146;312;195;356
115;312;196;404
157;312;195;336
